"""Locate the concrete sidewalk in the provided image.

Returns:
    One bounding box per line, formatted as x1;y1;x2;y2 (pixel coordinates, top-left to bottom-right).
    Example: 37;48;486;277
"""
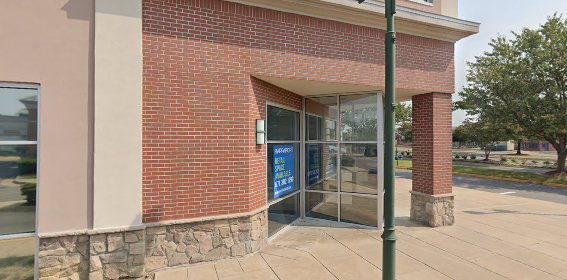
154;175;567;280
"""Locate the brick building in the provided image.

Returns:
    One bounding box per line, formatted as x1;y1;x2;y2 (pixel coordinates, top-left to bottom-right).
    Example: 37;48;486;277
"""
521;141;561;152
0;0;478;279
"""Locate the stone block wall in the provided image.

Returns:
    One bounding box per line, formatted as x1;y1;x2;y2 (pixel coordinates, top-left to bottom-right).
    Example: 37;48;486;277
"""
89;230;146;280
38;210;267;279
145;210;267;274
38;235;89;279
410;191;455;227
411;92;455;227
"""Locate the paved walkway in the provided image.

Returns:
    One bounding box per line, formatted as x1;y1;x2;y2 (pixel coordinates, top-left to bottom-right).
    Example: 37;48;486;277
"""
154;174;567;280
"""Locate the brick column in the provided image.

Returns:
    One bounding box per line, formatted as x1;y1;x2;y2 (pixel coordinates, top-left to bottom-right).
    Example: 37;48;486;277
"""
410;93;454;227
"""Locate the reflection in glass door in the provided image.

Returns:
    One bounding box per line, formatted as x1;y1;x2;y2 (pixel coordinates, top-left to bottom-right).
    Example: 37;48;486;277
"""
304;94;381;227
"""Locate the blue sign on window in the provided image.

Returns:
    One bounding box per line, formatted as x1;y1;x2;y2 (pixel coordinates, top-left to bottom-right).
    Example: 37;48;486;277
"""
307;144;321;185
273;145;295;199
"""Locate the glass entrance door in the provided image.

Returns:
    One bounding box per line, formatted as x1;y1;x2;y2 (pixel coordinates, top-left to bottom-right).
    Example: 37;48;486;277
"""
266;105;301;236
304;94;382;227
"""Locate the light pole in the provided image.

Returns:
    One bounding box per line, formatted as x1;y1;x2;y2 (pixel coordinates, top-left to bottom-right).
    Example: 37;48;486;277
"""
357;0;397;279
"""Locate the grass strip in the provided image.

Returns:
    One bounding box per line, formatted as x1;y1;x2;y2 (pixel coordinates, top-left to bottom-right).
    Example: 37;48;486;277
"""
395;160;413;170
395;160;567;188
452;165;567;188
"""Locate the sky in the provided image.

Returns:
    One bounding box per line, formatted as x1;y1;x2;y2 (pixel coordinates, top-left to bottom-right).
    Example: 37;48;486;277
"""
453;0;567;127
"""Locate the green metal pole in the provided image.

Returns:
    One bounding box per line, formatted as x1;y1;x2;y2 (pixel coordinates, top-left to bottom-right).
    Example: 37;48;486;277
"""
357;1;396;279
382;0;397;279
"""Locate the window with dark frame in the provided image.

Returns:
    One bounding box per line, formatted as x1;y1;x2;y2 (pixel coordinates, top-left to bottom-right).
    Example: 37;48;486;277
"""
0;84;38;280
266;105;301;236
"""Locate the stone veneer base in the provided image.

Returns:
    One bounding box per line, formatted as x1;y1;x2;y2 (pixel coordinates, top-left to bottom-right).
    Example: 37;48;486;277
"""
410;191;455;227
38;210;268;280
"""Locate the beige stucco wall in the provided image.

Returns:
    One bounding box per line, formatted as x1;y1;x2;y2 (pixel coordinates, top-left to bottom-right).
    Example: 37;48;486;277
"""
92;0;143;230
398;0;441;14
0;0;143;235
0;0;94;234
441;0;458;18
397;0;458;18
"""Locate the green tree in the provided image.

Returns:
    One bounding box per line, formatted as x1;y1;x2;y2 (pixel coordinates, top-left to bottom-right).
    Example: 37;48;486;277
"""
395;102;412;142
507;125;527;155
452;125;468;147
456;15;567;173
460;120;508;161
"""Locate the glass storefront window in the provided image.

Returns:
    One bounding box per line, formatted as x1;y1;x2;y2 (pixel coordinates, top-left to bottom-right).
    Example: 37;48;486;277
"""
306;115;338;142
268;193;300;236
0;145;37;235
306;96;338;118
340;195;378;227
340;94;377;142
306;192;338;221
267;105;301;236
306;96;338;141
305;93;380;227
267;94;380;229
267;106;299;141
340;144;378;195
0;86;38;280
307;115;319;141
306;143;338;192
0;87;38;142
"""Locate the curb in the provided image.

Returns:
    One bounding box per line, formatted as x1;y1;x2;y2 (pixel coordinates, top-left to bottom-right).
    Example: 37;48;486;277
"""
395;167;412;170
452;172;567;189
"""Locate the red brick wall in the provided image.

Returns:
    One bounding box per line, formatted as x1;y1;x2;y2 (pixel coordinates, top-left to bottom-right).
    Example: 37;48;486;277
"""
412;93;453;195
249;78;303;210
142;0;455;222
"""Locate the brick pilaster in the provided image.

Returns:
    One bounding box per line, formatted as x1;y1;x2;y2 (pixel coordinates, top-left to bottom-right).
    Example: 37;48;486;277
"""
412;92;453;195
410;92;454;226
